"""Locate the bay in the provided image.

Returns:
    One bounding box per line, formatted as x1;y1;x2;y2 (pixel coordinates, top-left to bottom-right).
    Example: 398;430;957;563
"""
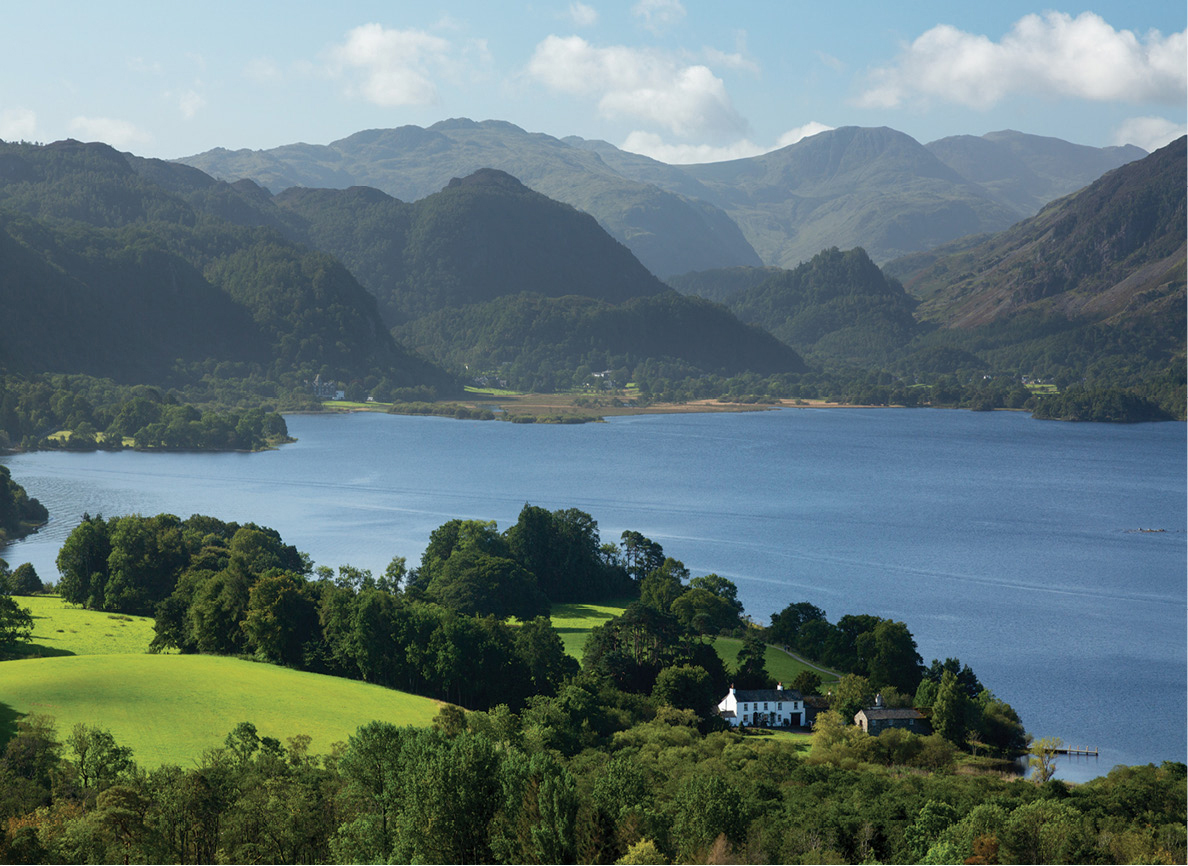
3;407;1184;782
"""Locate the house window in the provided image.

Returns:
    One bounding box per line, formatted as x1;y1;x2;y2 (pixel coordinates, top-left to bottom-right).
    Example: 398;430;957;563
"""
742;703;748;710
777;702;782;709
763;702;768;709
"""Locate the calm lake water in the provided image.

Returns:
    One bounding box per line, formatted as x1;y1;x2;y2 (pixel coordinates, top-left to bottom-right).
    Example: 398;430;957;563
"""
3;408;1185;782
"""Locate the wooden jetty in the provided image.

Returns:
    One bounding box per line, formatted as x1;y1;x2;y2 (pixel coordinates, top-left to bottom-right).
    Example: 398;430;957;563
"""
1053;745;1099;756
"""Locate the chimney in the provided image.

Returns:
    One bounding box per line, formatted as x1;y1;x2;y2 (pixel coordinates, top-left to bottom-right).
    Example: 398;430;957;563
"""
777;682;783;691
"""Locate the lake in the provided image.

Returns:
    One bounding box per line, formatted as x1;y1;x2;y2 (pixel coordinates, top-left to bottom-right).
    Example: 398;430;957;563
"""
3;407;1184;782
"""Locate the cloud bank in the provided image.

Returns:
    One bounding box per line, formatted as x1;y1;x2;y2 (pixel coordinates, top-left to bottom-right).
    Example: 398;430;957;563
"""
328;23;454;106
528;35;747;139
860;12;1187;110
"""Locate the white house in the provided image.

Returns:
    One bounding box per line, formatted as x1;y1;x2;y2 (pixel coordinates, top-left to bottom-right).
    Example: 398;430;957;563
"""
717;683;804;727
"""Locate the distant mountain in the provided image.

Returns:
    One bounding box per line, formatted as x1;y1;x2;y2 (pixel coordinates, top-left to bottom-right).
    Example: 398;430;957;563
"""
925;130;1147;216
889;137;1186;384
181;120;1144;279
178;119;763;279
0;139;452;389
274;169;668;324
571;126;1145;269
899;137;1185;328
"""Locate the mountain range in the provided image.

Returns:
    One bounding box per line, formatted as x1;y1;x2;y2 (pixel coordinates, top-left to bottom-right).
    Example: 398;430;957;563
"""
180;120;1145;276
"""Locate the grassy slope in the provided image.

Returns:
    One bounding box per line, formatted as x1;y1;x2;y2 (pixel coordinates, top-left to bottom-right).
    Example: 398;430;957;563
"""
17;595;157;657
2;597;442;767
3;655;443;766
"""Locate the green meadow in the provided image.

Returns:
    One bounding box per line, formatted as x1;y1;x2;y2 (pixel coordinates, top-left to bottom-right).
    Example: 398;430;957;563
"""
2;597;443;766
2;654;444;767
711;636;841;688
16;595;157;657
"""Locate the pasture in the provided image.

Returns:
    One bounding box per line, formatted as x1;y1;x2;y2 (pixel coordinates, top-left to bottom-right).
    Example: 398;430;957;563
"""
2;654;443;767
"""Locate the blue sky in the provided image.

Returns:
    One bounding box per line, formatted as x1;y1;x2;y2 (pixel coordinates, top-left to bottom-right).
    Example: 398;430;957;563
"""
2;1;1184;161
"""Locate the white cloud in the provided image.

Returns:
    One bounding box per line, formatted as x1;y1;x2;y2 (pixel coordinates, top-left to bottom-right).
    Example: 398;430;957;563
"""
776;122;834;147
69;116;152;150
569;2;598;27
528;35;747;138
622;121;835;164
0;108;37;141
245;57;283;84
859;12;1187;110
178;89;205;119
1113;116;1187;152
327;23;453;107
704;46;759;75
632;0;685;35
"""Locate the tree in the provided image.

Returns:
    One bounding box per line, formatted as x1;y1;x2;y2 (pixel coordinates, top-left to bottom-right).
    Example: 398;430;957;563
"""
7;562;43;596
791;669;823;696
619;531;664;584
1029;737;1062;783
931;669;970;747
855;619;923;693
652;664;718;719
0;594;34;652
241;572;319;665
733;630;773;689
56;513;112;608
639;558;687;614
768;600;828;647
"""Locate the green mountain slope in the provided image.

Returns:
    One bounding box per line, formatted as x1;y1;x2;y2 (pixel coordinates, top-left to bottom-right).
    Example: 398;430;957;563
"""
721;248;921;368
397;291;807;389
276;169;668;323
178;119;763;279
901;136;1186;329
0;140;453;390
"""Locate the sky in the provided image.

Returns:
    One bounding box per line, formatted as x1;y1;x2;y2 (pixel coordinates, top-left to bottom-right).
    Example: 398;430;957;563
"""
1;1;1184;163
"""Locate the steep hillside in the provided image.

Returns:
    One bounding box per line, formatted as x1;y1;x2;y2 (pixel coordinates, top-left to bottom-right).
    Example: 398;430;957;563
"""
276;169;668;323
891;137;1185;393
0;140;452;390
723;248;922;367
903;137;1186;328
925;130;1146;216
178;119;763;278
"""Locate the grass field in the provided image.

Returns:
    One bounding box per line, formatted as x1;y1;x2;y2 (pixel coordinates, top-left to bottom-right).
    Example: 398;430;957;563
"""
712;636;841;687
550;599;631;658
2;654;444;767
13;595;157;657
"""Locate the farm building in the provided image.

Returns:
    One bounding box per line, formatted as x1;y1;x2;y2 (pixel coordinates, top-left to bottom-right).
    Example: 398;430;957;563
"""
717;684;804;727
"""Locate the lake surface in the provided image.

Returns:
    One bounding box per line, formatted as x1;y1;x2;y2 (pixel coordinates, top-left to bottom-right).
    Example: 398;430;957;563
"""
3;408;1185;782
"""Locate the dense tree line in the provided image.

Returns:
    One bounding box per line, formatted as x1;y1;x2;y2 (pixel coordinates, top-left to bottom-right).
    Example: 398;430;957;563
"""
0;708;1182;864
0;375;292;453
0;465;47;542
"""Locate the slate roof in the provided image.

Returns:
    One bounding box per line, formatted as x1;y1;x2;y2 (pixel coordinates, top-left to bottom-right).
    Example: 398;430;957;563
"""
732;689;803;703
857;707;925;720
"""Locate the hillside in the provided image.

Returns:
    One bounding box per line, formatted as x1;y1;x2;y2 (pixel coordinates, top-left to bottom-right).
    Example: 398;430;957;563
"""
0;139;453;391
4;654;443;766
275;168;669;324
900;136;1186;325
178;119;764;279
397;290;808;389
722;247;922;368
925;129;1147;216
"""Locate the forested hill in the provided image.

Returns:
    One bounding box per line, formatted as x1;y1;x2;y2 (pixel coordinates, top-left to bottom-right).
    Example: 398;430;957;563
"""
0;139;453;391
275;169;670;324
703;247;922;368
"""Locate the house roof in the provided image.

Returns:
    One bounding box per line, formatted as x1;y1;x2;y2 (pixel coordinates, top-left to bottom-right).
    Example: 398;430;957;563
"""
856;707;925;721
731;688;803;703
